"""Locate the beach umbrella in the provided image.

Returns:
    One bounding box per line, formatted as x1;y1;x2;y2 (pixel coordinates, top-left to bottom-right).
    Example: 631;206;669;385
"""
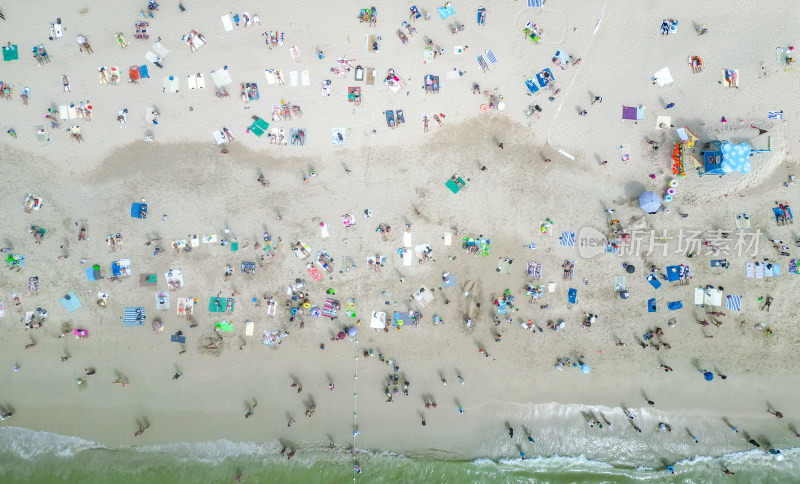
348;327;357;337
626;264;635;274
76;35;86;44
639;191;661;214
620;290;630;299
580;363;591;374
337;331;346;340
703;371;714;381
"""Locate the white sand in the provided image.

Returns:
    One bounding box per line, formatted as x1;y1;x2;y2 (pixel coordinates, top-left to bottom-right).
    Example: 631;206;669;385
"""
1;0;799;459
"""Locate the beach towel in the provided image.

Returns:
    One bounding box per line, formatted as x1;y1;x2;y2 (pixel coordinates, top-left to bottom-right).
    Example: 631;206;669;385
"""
164;75;179;93
774;264;781;277
289;127;306;146
264;69;277;85
366;34;380;53
486;50;497;64
614;275;626;291
791;260;800;274
646;274;662;289
112;259;131;277
477;55;489;72
307;263;323;282
755;262;764;279
155;292;170;310
209;297;234;313
654;67;673;86
528;262;543;280
725;295;742;311
568;288;577;304
131;202;147;218
290;70;298;86
648;298;657;312
477;7;486;24
332;128;346;145
170;334;186;343
768;111;784;120
403;251;412;266
445;176;466;194
765;264;774;278
413;287;434;308
176;298;193;317
774;206;793;224
221;15;234;32
210;68;233;87
622;106;645;120
396;110;405;125
745;262;754;278
60;292;82;313
438;3;455;19
694;288;723;306
59;105;68;121
301;70;310;86
2;44;19;61
123;307;145;326
86;267;95;282
498;259;513;275
187;75;197;90
322;298;339;319
248;117;270;137
666;266;681;282
444;232;452;246
245;321;254;336
735;214;751;230
50;22;64;39
559;231;575;247
6;254;25;267
320;223;329;238
67;105;78;119
528;0;543;6
442;274;457;287
385;110;395;128
139;273;157;287
152;41;171;58
370;311;386;329
722;69;739;88
215;321;233;332
212;130;227;144
165;270;183;289
289;46;301;61
667;301;683;311
537;68;554;88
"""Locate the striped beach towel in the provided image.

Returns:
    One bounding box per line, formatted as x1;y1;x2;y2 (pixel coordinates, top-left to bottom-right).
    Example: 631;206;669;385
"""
560;231;576;247
745;262;754;278
768;111;784;120
485;50;497;64
725;295;742;311
123;307;146;326
527;0;543;7
755;262;764;279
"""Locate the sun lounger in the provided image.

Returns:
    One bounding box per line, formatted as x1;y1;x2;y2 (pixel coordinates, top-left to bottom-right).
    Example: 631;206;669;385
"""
221;15;234;31
302;70;310;86
164;75;179;93
123;307;145;326
290;70;298;86
60;292;81;313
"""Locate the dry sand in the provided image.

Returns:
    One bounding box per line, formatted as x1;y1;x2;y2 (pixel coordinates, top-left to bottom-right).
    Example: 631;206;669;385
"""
1;0;800;460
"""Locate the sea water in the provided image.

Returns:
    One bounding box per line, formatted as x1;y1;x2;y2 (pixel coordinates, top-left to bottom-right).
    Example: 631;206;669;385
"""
1;427;798;484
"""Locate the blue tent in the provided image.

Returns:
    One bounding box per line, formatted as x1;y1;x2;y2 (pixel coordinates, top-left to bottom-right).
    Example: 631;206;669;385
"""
700;140;751;176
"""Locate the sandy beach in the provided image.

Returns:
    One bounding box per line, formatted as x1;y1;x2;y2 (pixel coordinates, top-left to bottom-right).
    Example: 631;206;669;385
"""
2;0;800;481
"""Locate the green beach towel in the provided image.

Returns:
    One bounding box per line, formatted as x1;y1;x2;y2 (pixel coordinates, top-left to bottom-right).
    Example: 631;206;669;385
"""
248;117;270;137
2;44;19;61
215;321;234;331
445;176;466;194
209;297;234;312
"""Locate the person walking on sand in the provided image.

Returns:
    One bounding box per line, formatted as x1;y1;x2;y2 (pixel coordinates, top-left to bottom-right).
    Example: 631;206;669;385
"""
134;423;150;437
592;96;603;104
421;416;426;426
245;400;257;419
768;409;784;418
172;371;182;380
508;426;514;438
664;102;675;109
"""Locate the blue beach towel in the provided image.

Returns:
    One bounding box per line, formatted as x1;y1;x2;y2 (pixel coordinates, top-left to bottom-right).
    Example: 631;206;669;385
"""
60;292;82;313
131;202;147;218
666;266;680;282
86;267;95;282
528;0;543;7
559;231;575;247
568;288;577;304
525;77;539;94
170;334;186;343
646;274;661;289
536;68;554;88
485;50;497;64
667;301;683;311
139;65;150;78
648;298;656;312
725;295;742;311
438;4;455;19
123;307;146;326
